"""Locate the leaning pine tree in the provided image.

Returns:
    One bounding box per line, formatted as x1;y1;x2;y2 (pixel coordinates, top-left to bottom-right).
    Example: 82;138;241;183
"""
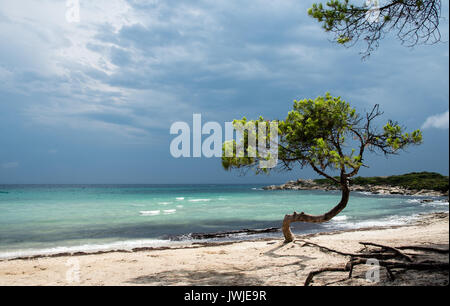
221;93;422;242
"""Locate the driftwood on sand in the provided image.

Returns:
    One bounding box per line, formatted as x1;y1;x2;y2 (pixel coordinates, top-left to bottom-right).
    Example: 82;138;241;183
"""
175;227;280;240
299;240;449;286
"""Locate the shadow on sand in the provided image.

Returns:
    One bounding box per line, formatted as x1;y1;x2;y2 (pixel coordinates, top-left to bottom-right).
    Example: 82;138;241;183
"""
128;269;264;286
128;242;316;285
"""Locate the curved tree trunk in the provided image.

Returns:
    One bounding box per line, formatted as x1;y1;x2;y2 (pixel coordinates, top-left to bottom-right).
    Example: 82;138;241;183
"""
282;182;350;243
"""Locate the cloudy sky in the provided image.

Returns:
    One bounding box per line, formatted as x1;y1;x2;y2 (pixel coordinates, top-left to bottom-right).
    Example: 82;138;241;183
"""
0;0;448;184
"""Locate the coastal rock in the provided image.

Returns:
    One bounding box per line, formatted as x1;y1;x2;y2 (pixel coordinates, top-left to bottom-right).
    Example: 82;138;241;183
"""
262;185;279;190
263;180;447;197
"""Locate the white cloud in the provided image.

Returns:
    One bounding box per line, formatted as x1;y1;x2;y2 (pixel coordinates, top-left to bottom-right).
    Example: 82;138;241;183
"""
0;0;317;139
421;111;449;129
1;0;448;143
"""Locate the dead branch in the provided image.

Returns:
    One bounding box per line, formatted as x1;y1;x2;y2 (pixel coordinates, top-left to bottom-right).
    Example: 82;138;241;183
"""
303;241;448;286
299;240;412;260
359;241;413;262
377;260;449;271
396;245;449;254
298;240;361;257
305;265;350;286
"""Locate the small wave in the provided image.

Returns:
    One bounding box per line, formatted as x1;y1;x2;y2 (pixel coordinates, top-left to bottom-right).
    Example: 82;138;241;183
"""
357;191;374;196
332;215;348;221
356;191;395;197
406;198;448;207
140;210;160;216
163;209;176;214
188;199;211;202
0;239;178;260
218;197;226;200
176;197;184;200
406;199;421;204
176;205;183;208
158;202;172;205
421;200;449;208
326;214;420;230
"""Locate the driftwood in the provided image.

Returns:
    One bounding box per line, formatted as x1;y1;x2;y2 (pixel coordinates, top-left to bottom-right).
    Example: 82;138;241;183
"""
302;241;449;286
187;227;280;240
396;245;449;254
304;266;349;286
298;240;404;259
359;242;413;262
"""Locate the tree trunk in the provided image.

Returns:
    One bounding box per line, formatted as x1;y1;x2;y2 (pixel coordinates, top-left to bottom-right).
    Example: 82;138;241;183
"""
282;182;350;243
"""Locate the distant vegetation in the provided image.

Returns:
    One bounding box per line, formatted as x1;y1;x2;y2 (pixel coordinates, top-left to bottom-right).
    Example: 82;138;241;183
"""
314;172;449;192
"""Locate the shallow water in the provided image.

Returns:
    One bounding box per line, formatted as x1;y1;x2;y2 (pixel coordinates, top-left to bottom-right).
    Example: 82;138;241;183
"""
0;184;448;259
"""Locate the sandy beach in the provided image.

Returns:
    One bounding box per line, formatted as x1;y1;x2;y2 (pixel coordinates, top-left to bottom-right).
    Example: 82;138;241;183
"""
0;212;448;286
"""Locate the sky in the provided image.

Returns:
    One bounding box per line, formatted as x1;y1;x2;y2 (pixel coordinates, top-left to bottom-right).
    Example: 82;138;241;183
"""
0;0;448;184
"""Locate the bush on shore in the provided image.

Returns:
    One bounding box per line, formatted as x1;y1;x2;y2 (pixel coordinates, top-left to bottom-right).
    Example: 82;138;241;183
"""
314;172;449;192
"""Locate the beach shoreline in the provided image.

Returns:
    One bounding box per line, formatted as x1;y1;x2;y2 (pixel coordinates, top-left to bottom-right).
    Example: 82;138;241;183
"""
1;184;448;263
0;211;447;286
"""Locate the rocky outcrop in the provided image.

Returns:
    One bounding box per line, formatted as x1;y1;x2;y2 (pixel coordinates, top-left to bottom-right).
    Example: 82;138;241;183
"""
263;179;449;197
263;179;345;192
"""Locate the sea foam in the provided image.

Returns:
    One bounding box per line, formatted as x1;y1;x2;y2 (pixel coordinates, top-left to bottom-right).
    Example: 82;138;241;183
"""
332;215;348;221
421;200;449;208
326;214;421;231
140;210;160;216
0;239;180;260
163;209;176;214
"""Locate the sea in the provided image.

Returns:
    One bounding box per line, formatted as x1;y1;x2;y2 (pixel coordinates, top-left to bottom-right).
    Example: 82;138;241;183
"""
0;184;448;259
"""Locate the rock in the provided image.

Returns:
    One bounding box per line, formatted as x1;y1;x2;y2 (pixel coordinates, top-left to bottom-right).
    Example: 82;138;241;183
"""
263;180;448;197
262;185;277;190
421;199;433;203
351;185;366;191
390;188;404;194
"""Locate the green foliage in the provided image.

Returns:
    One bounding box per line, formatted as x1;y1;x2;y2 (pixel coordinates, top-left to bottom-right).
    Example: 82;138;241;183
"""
308;0;358;33
337;35;351;44
278;93;361;172
382;121;422;150
221;93;422;181
221;117;277;174
314;172;449;192
307;0;442;57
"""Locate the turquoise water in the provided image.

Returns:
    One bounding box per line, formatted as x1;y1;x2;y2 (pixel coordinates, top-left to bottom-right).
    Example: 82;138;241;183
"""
0;184;448;258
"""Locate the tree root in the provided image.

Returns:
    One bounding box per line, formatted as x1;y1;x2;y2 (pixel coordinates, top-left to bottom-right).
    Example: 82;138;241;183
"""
396;245;449;254
302;241;449;286
359;242;413;262
304;266;349;286
298;240;411;260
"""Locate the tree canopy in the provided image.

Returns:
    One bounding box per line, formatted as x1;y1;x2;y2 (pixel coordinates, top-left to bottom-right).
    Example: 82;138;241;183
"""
308;0;442;57
222;93;422;242
222;93;422;184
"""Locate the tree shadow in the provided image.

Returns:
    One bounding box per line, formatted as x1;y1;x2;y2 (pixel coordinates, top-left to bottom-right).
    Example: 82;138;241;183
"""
262;241;315;271
128;242;317;286
128;269;264;286
236;242;315;275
